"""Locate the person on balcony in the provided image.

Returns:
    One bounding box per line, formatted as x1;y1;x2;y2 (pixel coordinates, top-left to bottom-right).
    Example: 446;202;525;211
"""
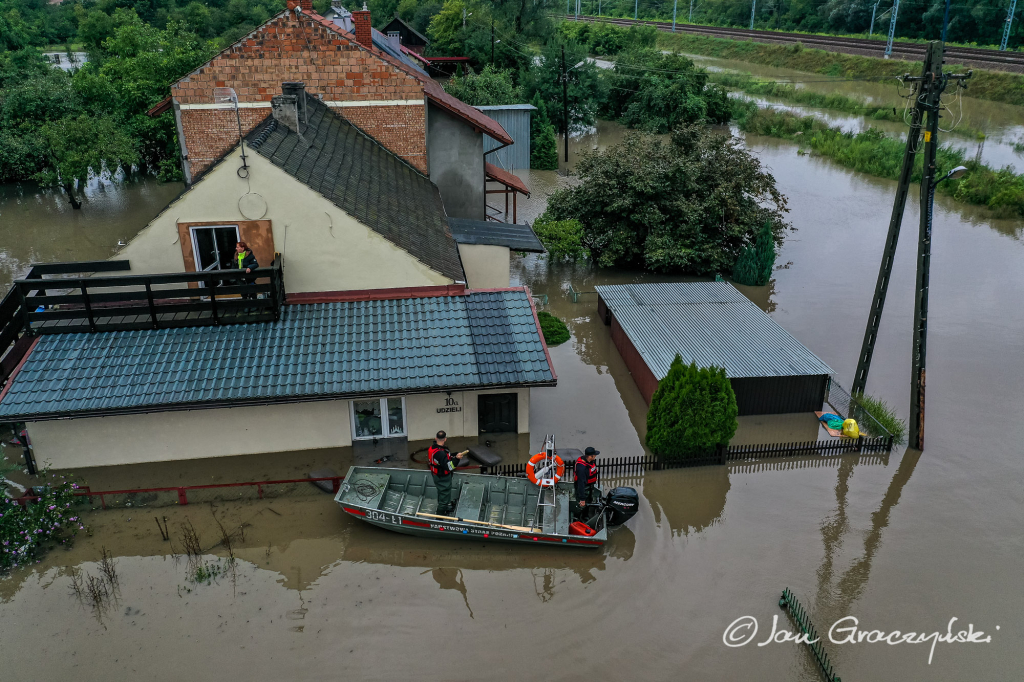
235;241;258;298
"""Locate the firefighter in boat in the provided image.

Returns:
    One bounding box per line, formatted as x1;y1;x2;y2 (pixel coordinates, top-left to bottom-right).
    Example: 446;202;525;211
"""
428;431;469;515
574;446;600;519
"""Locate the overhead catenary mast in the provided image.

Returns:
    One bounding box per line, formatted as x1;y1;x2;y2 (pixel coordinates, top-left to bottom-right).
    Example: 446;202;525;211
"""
1001;0;1018;51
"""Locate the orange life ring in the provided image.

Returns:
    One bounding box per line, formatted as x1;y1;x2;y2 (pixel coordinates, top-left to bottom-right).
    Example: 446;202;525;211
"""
526;453;564;487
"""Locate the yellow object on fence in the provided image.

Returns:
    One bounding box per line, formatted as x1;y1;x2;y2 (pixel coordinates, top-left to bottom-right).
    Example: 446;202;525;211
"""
842;419;860;439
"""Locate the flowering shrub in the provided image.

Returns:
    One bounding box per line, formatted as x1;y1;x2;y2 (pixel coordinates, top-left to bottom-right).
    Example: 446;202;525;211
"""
1;472;83;572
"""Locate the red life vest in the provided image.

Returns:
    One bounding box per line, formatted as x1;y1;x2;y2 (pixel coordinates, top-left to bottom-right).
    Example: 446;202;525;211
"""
428;444;453;477
576;458;599;485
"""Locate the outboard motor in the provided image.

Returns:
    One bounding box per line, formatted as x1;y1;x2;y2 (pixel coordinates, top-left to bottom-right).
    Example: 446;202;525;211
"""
603;487;639;526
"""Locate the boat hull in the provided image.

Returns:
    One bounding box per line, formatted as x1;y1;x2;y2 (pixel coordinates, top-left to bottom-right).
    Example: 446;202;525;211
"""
335;466;607;548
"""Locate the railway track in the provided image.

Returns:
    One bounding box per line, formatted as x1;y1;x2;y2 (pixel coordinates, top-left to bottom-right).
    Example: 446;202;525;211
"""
569;15;1024;73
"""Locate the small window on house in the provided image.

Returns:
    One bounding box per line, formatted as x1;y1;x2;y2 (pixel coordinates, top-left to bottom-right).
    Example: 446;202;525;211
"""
190;225;240;272
352;397;406;439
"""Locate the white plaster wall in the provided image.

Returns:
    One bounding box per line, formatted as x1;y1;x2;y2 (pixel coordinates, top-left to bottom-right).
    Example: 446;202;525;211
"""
27;401;352;469
457;243;510;289
115;145;452;293
28;389;530;468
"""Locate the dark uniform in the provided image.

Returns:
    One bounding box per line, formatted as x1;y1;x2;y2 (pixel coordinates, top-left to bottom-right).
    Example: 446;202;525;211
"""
236;250;258;298
574;451;599;520
428;441;459;513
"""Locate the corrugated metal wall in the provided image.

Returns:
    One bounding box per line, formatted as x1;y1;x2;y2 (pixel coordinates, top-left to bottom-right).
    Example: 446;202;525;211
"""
479;106;533;171
730;375;829;415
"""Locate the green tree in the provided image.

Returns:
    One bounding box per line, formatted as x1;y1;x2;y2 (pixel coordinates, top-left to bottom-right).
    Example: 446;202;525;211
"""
36;113;140;208
543;124;789;274
603;49;731;133
523;39;605;137
529;92;558;170
645;356;738;459
532;215;587;260
732;221;777;286
537;311;570;346
442;64;523;105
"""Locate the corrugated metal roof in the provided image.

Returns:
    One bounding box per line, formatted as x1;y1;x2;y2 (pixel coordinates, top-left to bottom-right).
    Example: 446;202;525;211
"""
594;282;832;380
476;104;538;111
0;290;554;421
447;218;545;253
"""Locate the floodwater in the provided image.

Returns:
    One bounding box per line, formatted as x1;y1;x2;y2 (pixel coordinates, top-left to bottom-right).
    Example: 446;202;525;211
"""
688;52;1024;170
1;106;1023;679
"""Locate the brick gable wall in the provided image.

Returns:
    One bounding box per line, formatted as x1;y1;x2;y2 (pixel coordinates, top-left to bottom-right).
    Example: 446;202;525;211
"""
172;10;428;179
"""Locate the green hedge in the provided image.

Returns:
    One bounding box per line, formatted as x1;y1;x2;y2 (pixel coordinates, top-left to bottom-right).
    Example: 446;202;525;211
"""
646;356;738;459
538;311;570;346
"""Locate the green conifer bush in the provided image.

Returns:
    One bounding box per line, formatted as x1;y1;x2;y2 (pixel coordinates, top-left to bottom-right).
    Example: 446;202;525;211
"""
645;356;738;459
732;221;776;286
530;93;559;171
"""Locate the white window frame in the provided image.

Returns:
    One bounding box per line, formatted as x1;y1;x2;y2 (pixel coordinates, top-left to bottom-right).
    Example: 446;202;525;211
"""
188;224;240;273
351;397;407;440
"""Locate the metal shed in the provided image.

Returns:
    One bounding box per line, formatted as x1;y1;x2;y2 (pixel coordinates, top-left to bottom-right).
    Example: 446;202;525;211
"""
595;282;833;415
477;104;536;171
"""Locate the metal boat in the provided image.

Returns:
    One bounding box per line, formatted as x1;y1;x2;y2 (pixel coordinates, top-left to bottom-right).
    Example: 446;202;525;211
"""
334;465;637;548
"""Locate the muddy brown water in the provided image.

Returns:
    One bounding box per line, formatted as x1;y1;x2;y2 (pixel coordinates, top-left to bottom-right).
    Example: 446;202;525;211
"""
1;113;1022;680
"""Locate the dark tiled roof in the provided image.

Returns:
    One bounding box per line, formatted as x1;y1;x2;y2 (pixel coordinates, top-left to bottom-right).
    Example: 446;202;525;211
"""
0;290;555;421
447;218;546;253
245;96;464;281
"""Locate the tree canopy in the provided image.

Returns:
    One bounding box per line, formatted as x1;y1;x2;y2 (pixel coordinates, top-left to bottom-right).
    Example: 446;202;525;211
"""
442;64;523;105
542;124;789;274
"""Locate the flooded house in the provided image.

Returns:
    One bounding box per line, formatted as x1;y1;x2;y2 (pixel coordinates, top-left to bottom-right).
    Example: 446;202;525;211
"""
0;1;553;471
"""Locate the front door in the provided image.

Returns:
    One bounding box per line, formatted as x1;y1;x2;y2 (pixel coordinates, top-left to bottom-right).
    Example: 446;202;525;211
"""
478;393;518;433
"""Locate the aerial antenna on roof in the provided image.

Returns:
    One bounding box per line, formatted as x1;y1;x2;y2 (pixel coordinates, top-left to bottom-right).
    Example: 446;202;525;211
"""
213;86;250;179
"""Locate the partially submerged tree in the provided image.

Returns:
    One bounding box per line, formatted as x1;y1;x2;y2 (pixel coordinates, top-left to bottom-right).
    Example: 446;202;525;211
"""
36;114;139;208
529;93;558;170
532;216;587;261
603;49;731;133
543;124;789;275
646;356;738;459
732;221;777;286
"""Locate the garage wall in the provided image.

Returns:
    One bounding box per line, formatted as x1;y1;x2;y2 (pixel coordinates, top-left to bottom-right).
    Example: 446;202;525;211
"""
28;401;352;469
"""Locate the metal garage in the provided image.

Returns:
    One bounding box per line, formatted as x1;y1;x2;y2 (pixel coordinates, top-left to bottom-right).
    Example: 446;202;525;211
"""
595;282;833;415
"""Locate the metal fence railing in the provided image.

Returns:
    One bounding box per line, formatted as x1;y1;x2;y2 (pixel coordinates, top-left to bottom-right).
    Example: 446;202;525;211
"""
824;379;896;440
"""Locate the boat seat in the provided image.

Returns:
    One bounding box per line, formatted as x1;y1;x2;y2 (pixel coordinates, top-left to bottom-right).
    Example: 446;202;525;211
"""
454;481;486;521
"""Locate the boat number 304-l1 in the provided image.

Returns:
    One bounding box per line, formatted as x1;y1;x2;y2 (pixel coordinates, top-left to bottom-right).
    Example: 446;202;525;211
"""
366;510;402;525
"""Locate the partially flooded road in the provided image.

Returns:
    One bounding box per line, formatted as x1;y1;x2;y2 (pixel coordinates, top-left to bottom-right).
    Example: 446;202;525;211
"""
1;95;1022;679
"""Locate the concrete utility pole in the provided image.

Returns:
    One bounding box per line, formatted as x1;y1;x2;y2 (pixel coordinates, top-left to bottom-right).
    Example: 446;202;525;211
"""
561;45;570;164
852;41;971;451
689;0;694;22
1001;0;1017;50
941;0;951;42
884;0;899;57
491;20;495;64
749;0;756;29
635;0;638;20
673;0;678;31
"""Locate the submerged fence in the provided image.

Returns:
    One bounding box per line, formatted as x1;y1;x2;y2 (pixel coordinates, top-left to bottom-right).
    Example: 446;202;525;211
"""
482;435;893;479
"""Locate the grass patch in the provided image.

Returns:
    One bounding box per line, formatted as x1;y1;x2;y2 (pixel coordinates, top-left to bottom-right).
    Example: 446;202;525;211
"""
658;31;1024;107
710;72;986;140
852;392;907;445
537;311;570;346
732;102;1024;218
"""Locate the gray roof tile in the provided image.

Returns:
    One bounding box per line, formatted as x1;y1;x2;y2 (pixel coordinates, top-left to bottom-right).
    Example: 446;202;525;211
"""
246;96;464;282
0;290;553;420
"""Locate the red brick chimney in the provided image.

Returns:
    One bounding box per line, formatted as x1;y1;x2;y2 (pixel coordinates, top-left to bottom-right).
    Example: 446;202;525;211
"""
352;4;372;49
286;0;313;12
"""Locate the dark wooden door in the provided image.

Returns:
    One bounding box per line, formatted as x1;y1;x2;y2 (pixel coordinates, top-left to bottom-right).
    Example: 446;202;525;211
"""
478;393;518;433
